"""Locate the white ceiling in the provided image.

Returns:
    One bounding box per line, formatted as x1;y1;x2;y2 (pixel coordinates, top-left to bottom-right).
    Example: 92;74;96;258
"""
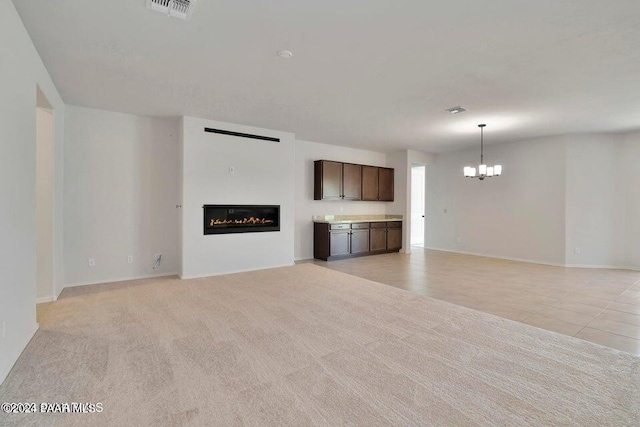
13;0;640;152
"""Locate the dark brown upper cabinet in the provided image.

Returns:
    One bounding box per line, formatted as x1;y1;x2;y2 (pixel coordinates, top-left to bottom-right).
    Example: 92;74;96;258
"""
342;163;362;200
361;165;394;202
315;160;394;201
378;167;394;201
362;166;379;201
314;160;343;200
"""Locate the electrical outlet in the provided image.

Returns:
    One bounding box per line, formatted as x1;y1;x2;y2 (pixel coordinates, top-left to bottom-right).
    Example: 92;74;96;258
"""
128;255;134;264
443;208;448;214
574;247;581;255
88;258;96;267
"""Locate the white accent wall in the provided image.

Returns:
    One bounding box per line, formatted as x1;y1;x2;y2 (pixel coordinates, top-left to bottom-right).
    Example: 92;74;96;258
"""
63;106;180;286
294;140;387;260
180;117;295;278
0;0;65;385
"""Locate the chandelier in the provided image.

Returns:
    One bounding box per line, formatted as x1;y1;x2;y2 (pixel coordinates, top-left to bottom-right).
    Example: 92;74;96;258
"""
463;124;502;180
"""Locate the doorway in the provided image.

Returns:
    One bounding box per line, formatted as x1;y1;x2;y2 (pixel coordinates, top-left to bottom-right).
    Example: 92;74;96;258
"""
410;166;426;246
36;87;54;302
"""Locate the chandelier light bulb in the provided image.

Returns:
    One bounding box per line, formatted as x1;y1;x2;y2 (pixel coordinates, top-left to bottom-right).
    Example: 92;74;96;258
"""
462;124;503;181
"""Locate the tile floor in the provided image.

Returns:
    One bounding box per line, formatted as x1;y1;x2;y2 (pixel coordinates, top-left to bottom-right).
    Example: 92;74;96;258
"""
305;248;640;355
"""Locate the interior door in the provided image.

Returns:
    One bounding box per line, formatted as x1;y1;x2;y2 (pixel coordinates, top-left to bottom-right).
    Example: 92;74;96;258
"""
410;166;425;246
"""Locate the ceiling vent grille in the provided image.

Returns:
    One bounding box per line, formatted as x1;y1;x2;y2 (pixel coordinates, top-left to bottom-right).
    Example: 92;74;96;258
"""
147;0;196;20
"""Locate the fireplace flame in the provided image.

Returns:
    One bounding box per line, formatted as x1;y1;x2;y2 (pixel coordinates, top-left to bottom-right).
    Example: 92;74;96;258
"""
210;217;275;226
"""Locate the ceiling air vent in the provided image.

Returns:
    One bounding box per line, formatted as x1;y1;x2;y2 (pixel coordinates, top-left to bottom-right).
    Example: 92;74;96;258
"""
147;0;196;20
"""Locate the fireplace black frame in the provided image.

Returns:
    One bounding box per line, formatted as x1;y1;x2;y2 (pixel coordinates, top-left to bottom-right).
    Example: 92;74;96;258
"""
203;205;281;235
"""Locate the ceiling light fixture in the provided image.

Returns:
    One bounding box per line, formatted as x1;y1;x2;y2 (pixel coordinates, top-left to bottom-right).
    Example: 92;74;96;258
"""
446;106;466;114
463;124;502;180
277;50;294;59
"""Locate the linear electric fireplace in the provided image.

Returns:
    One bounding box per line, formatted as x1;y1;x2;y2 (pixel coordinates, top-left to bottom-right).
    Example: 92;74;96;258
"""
203;205;280;235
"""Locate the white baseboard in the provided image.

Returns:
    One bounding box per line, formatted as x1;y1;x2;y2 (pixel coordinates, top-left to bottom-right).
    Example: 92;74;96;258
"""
423;247;566;267
36;296;56;304
62;272;179;290
564;263;640;272
0;322;38;386
424;247;640;271
180;263;295;280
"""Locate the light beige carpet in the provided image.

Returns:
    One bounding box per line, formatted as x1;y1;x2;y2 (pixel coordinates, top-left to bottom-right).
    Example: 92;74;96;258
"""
1;264;638;426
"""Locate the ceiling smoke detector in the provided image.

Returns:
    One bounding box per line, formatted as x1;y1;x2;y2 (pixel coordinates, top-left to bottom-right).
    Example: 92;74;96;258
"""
147;0;196;20
278;50;294;59
446;106;466;114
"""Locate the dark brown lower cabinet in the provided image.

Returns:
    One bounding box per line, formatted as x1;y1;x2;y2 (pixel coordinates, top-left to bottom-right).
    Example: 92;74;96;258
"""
350;229;370;254
369;228;387;252
329;229;350;256
314;221;402;261
387;226;402;251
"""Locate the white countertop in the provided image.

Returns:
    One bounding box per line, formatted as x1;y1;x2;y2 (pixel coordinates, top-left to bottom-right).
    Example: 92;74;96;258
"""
313;218;403;224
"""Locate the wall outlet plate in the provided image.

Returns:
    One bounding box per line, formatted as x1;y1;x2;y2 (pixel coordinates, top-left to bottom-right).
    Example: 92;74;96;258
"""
574;247;581;254
128;255;134;263
88;258;96;267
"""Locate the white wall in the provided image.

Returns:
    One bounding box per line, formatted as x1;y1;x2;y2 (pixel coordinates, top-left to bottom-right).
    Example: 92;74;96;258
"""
0;0;65;385
387;151;410;251
620;133;640;270
426;133;640;270
181;117;295;278
64;106;180;286
36;107;55;300
294;140;387;260
564;135;626;267
426;136;568;265
387;149;436;253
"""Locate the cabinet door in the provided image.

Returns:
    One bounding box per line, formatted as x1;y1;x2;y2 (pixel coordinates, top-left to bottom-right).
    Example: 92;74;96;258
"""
370;228;387;252
350;229;370;254
330;231;351;256
315;161;343;200
362;166;379;201
378;168;394;201
342;163;362;200
387;227;402;251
